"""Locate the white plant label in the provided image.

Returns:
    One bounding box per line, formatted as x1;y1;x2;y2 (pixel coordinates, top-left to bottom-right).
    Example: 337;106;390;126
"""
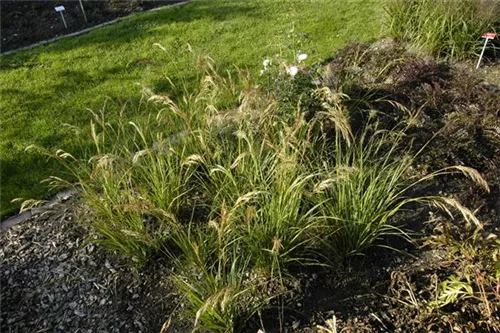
55;6;68;28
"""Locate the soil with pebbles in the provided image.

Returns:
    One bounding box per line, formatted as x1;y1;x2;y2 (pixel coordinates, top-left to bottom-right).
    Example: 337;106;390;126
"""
0;198;189;333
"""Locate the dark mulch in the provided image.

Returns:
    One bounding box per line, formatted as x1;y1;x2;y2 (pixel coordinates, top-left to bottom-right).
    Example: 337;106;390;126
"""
0;199;190;333
0;0;186;53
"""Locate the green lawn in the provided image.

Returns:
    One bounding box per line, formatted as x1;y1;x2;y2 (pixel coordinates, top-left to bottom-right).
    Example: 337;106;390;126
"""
0;0;383;218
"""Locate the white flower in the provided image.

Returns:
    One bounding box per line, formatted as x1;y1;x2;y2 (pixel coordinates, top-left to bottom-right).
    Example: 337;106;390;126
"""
311;80;321;85
263;59;271;68
297;53;308;62
287;66;299;77
259;69;265;76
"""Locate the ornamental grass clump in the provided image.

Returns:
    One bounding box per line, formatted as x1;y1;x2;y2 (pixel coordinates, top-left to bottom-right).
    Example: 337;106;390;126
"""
170;101;323;332
314;127;414;259
172;225;267;333
314;119;490;260
385;0;500;60
202;125;320;275
28;107;201;265
33;50;492;332
25;54;245;265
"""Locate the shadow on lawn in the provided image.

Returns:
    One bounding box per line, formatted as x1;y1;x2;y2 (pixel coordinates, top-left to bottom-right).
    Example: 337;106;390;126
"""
0;154;56;216
0;94;149;219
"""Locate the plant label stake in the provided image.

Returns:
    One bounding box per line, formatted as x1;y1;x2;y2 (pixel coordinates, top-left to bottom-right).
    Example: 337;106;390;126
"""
55;6;68;28
79;0;88;23
476;32;497;69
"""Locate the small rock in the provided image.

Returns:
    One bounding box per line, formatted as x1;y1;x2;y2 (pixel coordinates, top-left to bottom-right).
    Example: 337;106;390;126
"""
74;309;86;317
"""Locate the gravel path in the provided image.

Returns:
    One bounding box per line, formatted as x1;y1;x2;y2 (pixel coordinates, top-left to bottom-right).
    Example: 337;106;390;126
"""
0;199;185;333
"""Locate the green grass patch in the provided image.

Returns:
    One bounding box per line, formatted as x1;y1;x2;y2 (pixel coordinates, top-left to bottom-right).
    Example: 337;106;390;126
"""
0;0;384;218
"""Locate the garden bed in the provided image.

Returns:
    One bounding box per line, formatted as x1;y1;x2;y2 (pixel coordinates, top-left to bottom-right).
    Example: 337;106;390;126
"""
2;37;499;332
2;1;500;331
0;198;457;333
0;0;185;52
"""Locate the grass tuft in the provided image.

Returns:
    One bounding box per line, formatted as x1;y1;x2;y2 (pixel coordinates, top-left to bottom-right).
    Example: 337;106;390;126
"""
385;0;500;60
